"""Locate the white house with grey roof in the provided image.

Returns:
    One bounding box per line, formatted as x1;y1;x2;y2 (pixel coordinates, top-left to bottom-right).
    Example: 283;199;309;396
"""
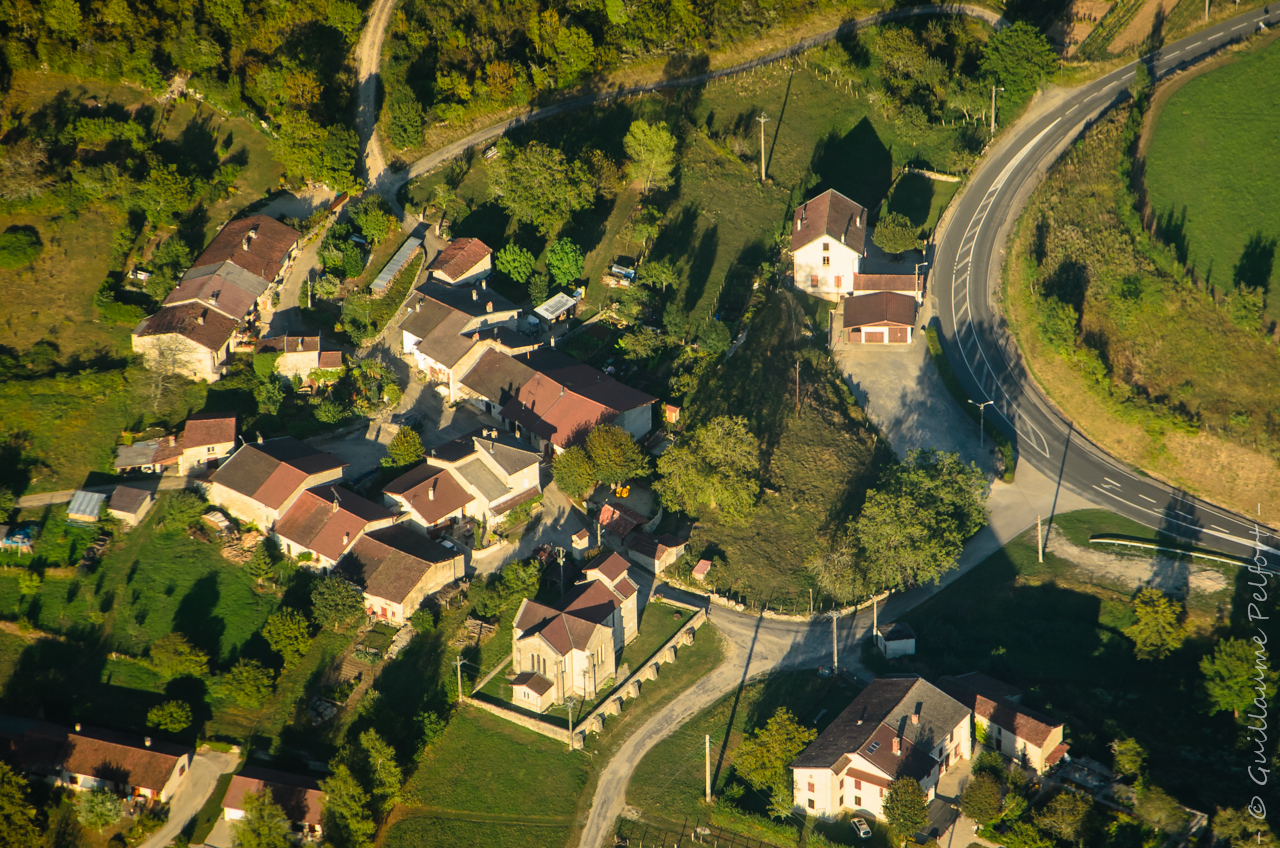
422;427;542;524
790;674;971;822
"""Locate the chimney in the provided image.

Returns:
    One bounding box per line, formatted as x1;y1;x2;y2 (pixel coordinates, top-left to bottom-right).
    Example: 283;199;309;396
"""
343;532;350;546
892;737;900;756
75;723;81;732
481;279;487;290
840;232;845;244
857;210;864;228
257;432;263;443
911;713;919;725
332;496;340;513
472;289;478;301
197;312;205;325
210;291;219;304
550;335;556;348
428;483;435;501
795;215;801;232
144;737;152;748
486;302;493;313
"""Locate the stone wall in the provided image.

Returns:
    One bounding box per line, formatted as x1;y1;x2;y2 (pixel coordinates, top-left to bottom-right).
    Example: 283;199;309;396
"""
460;696;570;744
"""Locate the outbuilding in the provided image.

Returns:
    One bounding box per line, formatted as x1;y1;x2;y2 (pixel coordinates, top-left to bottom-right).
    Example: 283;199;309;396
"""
66;491;107;525
108;486;153;528
838;292;918;345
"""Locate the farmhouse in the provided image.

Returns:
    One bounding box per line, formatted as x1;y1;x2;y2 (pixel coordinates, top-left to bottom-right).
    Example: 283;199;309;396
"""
58;726;193;802
177;412;238;474
837;291;918;345
130;304;240;383
936;673;1068;774
272;485;397;568
511;551;640;709
424;428;542;523
254;335;344;384
398;282;523;401
339;524;464;624
790;675;971;821
222;766;324;841
207;437;347;531
791;189;867;302
426;237;493;286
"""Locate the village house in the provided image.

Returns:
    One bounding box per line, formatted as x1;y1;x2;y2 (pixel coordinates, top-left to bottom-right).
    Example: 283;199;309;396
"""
272;485;397;568
625;532;688;575
382;463;475;535
222;766;324;842
791;189;867;302
875;622;917;658
206;437;347;531
426;237;493;286
852;273;925;303
131;215;300;382
254;335;344;385
836;291;918;345
790;675;972;822
108;486;153;528
112;413;237;477
510;551;640;711
422;428;542;524
339;524;464;624
398;282;522;401
936;673;1068;774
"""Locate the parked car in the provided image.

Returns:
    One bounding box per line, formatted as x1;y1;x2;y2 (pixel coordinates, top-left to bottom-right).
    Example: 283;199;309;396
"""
853;818;872;839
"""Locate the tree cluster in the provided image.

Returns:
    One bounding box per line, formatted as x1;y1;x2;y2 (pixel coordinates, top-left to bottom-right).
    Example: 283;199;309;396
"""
654;416;759;524
552;424;652;499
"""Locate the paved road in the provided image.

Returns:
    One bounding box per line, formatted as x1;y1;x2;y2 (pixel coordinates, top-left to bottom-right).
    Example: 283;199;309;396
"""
138;751;240;848
15;475;198;509
932;7;1280;563
355;0;398;204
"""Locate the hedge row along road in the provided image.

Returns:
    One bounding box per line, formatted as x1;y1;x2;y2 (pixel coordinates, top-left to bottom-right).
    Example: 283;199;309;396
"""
932;6;1280;563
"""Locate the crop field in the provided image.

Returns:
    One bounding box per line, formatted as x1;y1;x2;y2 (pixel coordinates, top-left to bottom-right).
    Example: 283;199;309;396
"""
1145;36;1280;315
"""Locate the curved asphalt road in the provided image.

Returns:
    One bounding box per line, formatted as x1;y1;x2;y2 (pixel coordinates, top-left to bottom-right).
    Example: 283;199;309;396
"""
933;8;1280;562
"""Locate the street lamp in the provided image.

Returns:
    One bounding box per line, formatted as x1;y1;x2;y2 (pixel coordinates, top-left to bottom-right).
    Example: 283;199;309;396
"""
969;399;995;448
990;86;1005;137
914;261;928;295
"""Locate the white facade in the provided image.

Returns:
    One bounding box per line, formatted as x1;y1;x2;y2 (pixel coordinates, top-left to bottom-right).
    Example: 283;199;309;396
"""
793;238;862;302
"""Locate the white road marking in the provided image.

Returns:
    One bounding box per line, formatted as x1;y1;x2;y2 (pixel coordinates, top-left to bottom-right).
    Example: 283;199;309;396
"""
1104;477;1120;487
1139;494;1157;503
1166;48;1184;56
1213;524;1229;532
1090;486;1280;557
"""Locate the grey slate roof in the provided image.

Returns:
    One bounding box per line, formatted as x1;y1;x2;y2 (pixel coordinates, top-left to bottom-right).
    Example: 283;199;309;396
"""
456;458;509;504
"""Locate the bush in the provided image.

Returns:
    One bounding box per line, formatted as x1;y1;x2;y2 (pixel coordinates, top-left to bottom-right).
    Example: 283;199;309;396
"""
158;492;207;529
0;225;43;269
77;787;123;831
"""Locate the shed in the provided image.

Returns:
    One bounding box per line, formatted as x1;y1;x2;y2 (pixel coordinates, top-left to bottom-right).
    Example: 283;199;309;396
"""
692;559;712;582
571;528;590;551
67;491;107;525
875;622;917;658
371;236;423;295
533;293;577;324
108;486;153;528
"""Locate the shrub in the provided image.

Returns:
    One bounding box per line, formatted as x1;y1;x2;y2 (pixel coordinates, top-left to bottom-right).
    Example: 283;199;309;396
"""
0;225;43;269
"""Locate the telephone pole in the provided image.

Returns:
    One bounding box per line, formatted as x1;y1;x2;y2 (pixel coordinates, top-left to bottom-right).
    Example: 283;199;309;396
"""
756;113;770;181
455;656;464;702
990;86;1005;137
1037;514;1044;563
832;613;839;673
705;734;711;802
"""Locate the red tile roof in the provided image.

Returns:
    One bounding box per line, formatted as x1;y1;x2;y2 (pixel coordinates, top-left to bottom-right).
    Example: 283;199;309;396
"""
585;550;632;582
854;274;920;294
935;675;1062;748
842;292;917;329
255;335;320;354
209;439;347;510
134;303;238;352
164;268;261;321
429;238;492;282
383;464;475;525
598;503;645;538
341;524;460;605
791;190;867;254
1045;742;1070;767
225;767;323;826
194;215;299;283
512;671;554;696
61;731;191;791
183;413;236;449
274;485;394;562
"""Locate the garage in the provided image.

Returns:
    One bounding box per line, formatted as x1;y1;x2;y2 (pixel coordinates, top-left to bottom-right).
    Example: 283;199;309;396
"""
838;292;918;347
863;330;886;344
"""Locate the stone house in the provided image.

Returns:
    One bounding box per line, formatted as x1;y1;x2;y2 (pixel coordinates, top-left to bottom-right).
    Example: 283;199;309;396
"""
206;437;347;531
791;189;867;302
177;412;238;474
424;428;542;525
254;335;344;385
426;237;493;286
58;727;193;803
382;463;475;534
222;766;324;842
272;485;397;568
339;524;464;624
790;675;972;822
935;673;1068;774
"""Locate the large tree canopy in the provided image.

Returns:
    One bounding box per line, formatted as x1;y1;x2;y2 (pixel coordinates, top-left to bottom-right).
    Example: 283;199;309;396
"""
981;21;1057;105
623;120;677;193
1201;637;1278;718
732;708;816;817
655;416;760;523
491;142;596;237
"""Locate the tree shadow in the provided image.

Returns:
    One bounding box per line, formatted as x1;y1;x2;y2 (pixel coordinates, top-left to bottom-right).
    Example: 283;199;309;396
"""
1156;205;1190;266
1040;259;1090;314
661;52;711;112
808;117;894;209
152;113;222;180
681;225;721;319
172;572;225;663
1232;231;1276;293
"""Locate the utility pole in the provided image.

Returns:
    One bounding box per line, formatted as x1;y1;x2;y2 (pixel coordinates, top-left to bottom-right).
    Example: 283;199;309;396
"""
809;589;813;616
795;361;800;418
968;399;994;449
1037;515;1044;563
455;656;464;702
832;613;839;673
1205;0;1209;21
567;697;574;751
705;734;711;802
756;114;770;182
990;86;1005;137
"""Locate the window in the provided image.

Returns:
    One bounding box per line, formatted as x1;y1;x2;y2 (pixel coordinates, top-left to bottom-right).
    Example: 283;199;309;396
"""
811;275;819;287
823;242;830;252
807;799;816;810
822;256;831;266
207;446;216;454
879;788;884;798
838;796;843;807
866;742;880;755
807;782;815;793
854;795;861;807
179;765;186;777
854;779;862;790
839;779;845;790
834;276;842;288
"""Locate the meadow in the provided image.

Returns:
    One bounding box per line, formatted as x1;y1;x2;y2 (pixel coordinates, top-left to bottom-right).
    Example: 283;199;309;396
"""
1144;36;1280;315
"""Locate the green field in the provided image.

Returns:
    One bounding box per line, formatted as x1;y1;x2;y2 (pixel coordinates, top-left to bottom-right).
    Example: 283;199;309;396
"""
884;172;961;237
1145;39;1280;306
898;514;1252;814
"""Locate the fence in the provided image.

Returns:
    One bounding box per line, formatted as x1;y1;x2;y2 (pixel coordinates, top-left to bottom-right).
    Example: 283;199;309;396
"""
615;816;793;848
662;578;890;623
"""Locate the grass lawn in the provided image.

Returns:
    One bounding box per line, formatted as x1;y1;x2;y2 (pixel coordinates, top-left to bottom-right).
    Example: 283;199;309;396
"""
897;519;1249;813
383;813;572;848
884;172;960;237
189;771;238;843
619;603;693;669
683;288;891;606
1145;36;1280;316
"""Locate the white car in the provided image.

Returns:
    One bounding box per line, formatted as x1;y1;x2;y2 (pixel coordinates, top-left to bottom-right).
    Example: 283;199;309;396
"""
853;818;872;839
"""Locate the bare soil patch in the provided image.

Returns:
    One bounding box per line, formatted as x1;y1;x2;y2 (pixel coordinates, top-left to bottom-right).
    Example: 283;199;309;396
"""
1044;525;1232;597
1111;0;1175;52
1048;0;1113;54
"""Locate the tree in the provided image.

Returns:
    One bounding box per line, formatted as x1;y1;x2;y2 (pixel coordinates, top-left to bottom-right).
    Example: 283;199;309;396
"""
1036;791;1092;845
855;449;987;591
552;446;596;499
232;788;292;848
872;212;922;256
76;788;122;831
246;544;274;587
0;486;14;518
349;196;396;245
805;535;861;602
355;729;402;814
219;659;275;708
0;227;42;270
662;302;688;341
553;25;596;84
312;576;366;632
619;326;665;361
586;424;651;486
382;427;425;469
981;22;1057;105
623;120;677;193
0;140;57;201
146;700;192;733
1134;785;1190;834
491;142;595;237
320;764;377;848
263;608;312;666
384;92;425;150
137;160;195;226
655;416;759;523
1213;806;1278;848
149;633;209;679
546;238;585;287
1201;637;1278;719
1110;737;1146;780
158;490;207;528
696;319;731;357
494;244;536;285
253;352;281;381
417;711;447;754
0;763;41;848
255;379;285;415
961;773;1002;826
732;708;816;817
497;558;541;606
1123;588;1185;660
639;259;679;293
884;778;928;843
528;271;550;305
315;274;341;298
971;750;1007;783
1038;296;1078;353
